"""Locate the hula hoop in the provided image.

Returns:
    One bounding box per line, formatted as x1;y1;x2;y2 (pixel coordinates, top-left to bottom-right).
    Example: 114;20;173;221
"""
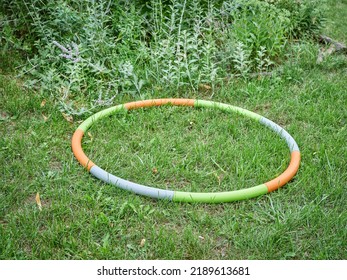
71;99;300;203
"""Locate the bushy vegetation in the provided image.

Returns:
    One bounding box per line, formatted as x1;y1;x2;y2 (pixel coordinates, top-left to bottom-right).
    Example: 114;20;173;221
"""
0;0;325;114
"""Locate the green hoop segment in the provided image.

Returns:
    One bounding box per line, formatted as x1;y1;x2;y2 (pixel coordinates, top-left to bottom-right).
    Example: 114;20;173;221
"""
71;99;300;203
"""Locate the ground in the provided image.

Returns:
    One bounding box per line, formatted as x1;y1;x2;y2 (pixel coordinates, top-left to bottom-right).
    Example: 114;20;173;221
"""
0;0;346;259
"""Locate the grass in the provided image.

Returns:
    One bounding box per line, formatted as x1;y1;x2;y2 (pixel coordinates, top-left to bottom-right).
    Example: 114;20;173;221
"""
1;1;347;260
323;0;347;41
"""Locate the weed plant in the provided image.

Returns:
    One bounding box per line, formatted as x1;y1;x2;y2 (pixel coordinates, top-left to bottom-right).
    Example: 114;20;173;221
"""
0;0;325;115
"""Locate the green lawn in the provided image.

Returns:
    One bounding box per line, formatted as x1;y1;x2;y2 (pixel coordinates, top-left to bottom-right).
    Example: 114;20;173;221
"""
1;1;346;259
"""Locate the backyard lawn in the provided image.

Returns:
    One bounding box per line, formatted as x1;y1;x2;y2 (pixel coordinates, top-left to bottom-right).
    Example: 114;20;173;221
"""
0;0;346;259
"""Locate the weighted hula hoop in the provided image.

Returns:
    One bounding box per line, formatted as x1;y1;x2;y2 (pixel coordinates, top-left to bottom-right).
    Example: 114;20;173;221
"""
71;99;300;203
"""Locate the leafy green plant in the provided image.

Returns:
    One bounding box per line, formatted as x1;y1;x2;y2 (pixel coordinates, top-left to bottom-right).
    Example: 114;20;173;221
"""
266;0;325;38
0;0;326;115
221;0;289;73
